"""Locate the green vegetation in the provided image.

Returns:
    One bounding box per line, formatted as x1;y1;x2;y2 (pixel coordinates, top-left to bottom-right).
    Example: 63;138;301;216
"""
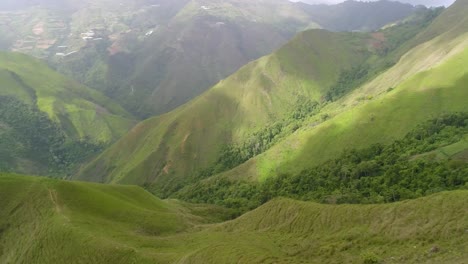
0;173;234;264
176;113;468;212
325;63;371;101
45;0;323;117
77;29;376;191
298;0;419;32
0;0;417;118
198;97;320;178
169;6;447;187
377;7;445;56
77;3;445;194
0;52;135;174
218;0;468;183
0;174;468;264
1;2;467;263
0;96;103;174
0;173;466;263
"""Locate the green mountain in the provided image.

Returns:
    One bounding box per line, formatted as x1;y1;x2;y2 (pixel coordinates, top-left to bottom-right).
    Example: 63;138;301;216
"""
0;1;467;263
295;0;455;7
105;0;321;117
1;173;466;263
388;0;455;6
0;0;420;117
222;0;468;182
77;29;373;187
115;0;420;117
76;2;458;196
0;52;135;175
297;0;418;32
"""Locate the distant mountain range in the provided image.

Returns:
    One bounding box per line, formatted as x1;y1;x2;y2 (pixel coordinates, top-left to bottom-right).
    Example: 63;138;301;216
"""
77;0;467;201
0;0;466;263
0;0;421;118
293;0;455;7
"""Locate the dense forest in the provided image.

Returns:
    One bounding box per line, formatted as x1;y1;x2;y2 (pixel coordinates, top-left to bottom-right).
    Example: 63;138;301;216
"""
0;96;103;175
176;113;468;214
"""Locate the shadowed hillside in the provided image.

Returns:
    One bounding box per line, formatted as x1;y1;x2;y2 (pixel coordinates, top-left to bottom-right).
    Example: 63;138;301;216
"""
77;29;376;192
0;0;421;117
0;52;135;175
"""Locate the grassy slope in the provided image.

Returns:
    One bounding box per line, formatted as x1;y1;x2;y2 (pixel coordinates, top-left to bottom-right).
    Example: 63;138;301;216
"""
297;0;417;32
0;173;233;264
118;0;321;117
0;52;135;142
412;134;468;162
1;173;466;263
114;0;419;117
220;0;468;181
77;4;445;188
77;30;373;187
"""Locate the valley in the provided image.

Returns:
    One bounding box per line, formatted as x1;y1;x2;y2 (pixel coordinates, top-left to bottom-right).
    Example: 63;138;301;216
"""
0;0;466;263
0;0;421;117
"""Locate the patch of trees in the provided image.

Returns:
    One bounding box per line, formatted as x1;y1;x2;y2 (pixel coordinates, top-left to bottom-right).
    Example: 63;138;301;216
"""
378;7;444;57
197;97;320;179
0;96;103;175
323;8;443;103
146;97;322;198
176;113;468;215
325;64;370;101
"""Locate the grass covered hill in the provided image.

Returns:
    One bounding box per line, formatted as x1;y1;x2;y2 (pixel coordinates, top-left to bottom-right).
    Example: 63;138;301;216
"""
217;0;468;182
116;0;419;116
0;0;420;117
297;0;418;32
0;173;233;264
0;173;466;263
0;52;135;175
64;0;324;117
110;0;320;117
76;2;453;196
77;28;377;190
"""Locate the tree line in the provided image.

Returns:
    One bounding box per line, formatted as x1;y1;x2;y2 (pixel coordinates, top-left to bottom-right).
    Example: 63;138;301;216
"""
176;113;468;215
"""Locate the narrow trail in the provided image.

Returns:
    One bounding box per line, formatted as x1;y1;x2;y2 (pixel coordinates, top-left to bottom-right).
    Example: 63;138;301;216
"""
48;189;60;213
48;189;70;222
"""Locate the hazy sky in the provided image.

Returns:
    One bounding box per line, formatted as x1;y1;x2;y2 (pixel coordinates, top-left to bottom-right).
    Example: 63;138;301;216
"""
290;0;456;7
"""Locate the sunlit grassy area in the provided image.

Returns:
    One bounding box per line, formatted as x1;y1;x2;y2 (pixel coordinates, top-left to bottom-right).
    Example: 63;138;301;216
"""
0;173;466;263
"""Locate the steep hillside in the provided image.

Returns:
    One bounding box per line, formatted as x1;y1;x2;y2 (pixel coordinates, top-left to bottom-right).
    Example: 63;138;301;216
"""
109;0;320;116
176;112;467;211
76;5;445;195
78;29;377;192
175;0;468;201
0;52;135;174
0;173;233;264
0;173;466;263
116;0;421;116
218;0;468;181
0;0;419;117
295;0;455;7
297;0;417;32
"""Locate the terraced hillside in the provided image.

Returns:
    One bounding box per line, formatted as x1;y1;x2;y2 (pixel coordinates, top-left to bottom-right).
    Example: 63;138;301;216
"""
76;2;459;196
0;173;466;263
0;52;135;174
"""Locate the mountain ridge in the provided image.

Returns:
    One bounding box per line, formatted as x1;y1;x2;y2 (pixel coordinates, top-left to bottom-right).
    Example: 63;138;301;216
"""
1;173;466;263
0;51;136;175
75;3;458;196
